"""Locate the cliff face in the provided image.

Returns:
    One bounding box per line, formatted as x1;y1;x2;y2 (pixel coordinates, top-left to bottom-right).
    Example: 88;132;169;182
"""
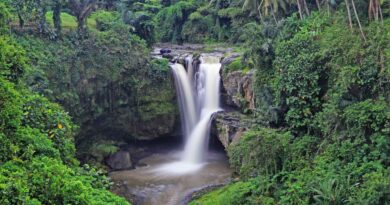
220;55;255;112
221;70;255;112
211;112;251;148
212;54;255;149
79;72;178;141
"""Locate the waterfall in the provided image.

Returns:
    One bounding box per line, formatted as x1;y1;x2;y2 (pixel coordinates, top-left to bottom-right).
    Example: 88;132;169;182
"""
156;55;221;174
182;58;221;163
171;63;197;138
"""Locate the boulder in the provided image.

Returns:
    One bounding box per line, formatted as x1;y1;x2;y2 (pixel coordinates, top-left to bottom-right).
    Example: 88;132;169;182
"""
106;150;132;170
160;48;172;54
162;53;175;60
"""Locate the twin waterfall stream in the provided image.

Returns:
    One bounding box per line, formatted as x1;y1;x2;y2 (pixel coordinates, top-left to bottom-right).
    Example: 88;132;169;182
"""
171;55;222;167
109;54;231;205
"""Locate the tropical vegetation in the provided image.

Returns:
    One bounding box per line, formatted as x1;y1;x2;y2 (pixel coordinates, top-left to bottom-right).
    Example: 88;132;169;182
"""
0;0;389;204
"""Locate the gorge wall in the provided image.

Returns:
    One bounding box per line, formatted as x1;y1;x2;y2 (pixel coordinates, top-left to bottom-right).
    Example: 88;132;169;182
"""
212;54;254;149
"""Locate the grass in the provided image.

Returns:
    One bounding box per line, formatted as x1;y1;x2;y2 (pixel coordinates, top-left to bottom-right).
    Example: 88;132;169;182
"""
45;11;97;31
189;181;256;205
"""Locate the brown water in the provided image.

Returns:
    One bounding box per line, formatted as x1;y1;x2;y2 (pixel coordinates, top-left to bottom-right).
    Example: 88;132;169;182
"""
109;151;232;205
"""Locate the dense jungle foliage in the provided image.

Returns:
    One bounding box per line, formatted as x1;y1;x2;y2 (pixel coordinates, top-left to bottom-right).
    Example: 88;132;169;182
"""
0;0;389;204
0;3;131;204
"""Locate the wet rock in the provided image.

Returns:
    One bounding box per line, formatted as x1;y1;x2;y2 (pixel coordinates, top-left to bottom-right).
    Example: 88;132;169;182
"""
160;48;171;54
162;52;174;60
106;150;132;170
211;111;251;148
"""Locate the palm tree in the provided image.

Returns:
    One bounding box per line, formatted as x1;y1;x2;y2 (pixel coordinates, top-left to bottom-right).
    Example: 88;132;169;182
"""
295;0;310;19
296;0;303;19
368;0;383;23
242;0;289;22
345;0;353;30
242;0;261;17
350;0;366;41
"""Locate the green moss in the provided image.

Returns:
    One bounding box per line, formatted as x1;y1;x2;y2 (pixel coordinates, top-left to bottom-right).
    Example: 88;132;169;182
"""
224;58;248;74
138;102;176;121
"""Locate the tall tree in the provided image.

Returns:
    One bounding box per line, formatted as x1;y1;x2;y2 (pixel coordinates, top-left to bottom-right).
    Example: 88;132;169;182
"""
11;0;35;28
53;0;62;37
296;0;303;19
345;0;353;30
350;0;366;41
368;0;383;23
295;0;310;18
315;0;321;11
36;0;49;34
242;0;288;21
67;0;98;33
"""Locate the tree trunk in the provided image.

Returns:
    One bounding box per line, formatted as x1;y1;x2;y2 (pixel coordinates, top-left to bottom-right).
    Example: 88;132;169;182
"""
17;12;24;28
303;0;310;16
68;0;96;36
378;2;383;24
297;0;303;19
374;0;379;21
316;0;321;11
351;0;366;41
369;0;382;22
38;5;47;34
327;0;330;16
77;16;86;34
369;0;373;20
271;4;278;24
53;1;62;38
345;0;353;30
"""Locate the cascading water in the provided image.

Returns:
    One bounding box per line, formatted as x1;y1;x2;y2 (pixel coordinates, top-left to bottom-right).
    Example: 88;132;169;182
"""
156;55;222;174
171;63;197;137
182;57;221;163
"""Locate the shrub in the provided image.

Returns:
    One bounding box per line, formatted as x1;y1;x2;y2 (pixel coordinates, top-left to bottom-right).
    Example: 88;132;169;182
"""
228;127;291;179
154;1;196;43
0;36;28;82
274;33;328;132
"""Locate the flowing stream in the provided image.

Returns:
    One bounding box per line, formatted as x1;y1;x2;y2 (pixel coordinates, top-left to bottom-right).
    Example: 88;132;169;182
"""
109;54;231;205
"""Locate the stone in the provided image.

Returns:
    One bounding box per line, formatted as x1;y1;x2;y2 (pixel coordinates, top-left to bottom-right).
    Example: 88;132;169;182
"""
106;150;132;170
162;53;174;60
160;48;172;54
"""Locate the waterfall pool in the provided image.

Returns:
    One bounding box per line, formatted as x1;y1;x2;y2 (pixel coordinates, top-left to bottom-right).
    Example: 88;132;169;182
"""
109;54;229;205
109;150;231;205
